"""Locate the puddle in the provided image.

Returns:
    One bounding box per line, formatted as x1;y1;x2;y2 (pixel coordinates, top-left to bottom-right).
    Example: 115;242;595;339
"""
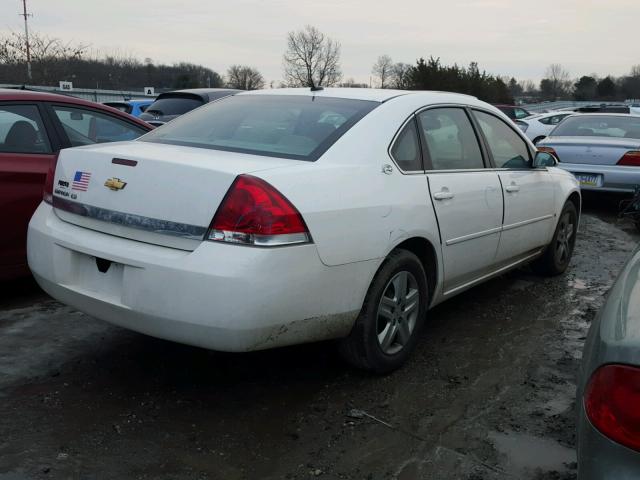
489;431;575;473
569;278;588;290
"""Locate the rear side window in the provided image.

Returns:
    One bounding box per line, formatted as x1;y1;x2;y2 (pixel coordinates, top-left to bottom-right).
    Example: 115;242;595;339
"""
418;108;484;170
145;96;204;116
141;95;378;161
550;114;570;125
52;106;147;147
0;104;51;154
390;119;422;172
474;110;531;169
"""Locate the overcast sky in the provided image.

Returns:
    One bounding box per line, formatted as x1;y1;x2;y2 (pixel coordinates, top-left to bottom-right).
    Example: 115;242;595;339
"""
3;0;639;86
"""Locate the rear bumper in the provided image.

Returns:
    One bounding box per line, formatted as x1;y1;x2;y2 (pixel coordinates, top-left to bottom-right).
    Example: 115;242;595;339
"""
27;203;375;351
577;401;640;479
558;163;640;193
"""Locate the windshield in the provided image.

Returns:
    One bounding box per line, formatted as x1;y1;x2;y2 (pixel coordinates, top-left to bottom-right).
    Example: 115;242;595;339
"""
140;95;378;161
143;95;204;116
551;115;640;139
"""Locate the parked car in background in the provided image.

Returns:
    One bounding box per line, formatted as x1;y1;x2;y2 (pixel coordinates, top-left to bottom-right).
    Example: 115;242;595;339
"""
103;99;154;117
28;88;580;372
577;245;640;479
574;104;631;114
139;88;241;126
515;111;574;144
494;104;532;121
0;89;152;280
538;114;640;192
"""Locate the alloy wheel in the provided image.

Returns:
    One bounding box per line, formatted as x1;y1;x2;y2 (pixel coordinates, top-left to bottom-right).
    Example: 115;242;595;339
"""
555;212;575;264
376;271;420;355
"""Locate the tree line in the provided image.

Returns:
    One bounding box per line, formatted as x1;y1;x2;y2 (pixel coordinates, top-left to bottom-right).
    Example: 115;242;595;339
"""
0;31;264;91
506;64;640;102
4;27;636;105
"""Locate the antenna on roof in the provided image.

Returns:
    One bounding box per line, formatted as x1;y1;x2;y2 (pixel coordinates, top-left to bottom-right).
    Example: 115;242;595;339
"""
310;85;324;92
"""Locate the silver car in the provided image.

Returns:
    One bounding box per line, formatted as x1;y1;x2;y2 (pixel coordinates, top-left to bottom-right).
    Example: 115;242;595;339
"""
538;114;640;192
577;246;640;478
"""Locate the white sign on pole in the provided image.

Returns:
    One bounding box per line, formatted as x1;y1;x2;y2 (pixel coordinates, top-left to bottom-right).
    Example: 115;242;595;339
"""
144;87;155;96
59;81;73;91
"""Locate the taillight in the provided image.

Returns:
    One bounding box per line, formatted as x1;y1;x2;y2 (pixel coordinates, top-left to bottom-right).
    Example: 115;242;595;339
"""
207;174;311;247
538;146;559;160
43;154;59;205
617;151;640;166
584;364;640;452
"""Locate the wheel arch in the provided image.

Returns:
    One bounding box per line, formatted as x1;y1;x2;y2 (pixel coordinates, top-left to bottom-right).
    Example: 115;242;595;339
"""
389;236;439;305
567;190;582;217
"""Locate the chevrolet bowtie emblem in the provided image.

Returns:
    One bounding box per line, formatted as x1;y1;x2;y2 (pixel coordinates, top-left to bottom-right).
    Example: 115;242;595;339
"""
104;177;127;191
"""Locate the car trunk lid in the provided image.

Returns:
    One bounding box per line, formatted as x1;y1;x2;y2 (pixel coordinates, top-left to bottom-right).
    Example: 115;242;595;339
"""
544;136;640;165
52;141;300;250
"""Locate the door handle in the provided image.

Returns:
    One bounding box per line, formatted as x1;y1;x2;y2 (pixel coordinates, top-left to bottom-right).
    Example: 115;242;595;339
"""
433;191;455;201
505;184;520;193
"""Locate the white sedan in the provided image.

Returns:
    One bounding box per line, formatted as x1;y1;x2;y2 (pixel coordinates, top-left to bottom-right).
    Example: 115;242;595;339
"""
515;111;574;144
27;88;580;372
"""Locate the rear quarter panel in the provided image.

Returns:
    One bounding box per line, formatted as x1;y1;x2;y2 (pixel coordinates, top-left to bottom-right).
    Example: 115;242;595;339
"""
257;96;442;271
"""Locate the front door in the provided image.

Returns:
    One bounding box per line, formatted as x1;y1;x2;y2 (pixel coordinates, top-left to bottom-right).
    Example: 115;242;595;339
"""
417;107;504;293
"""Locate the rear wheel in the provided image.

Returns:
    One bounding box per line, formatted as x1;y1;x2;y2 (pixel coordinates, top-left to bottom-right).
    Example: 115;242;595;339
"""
532;201;578;276
339;249;428;374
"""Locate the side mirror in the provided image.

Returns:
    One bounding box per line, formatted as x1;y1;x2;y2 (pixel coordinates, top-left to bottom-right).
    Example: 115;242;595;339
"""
533;151;558;168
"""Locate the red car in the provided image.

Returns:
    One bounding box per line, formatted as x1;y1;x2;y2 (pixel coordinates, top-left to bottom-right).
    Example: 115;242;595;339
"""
0;89;152;280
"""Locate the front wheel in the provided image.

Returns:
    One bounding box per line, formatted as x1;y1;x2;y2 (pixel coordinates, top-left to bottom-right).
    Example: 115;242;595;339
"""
339;249;428;374
532;201;578;276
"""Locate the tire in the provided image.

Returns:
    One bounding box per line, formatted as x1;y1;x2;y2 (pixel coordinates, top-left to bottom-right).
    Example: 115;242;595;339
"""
532;201;578;276
339;249;428;374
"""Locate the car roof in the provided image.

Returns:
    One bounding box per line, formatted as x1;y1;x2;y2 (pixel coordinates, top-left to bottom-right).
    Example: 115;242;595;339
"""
238;87;479;104
156;88;242;102
0;88;110;107
568;113;636;118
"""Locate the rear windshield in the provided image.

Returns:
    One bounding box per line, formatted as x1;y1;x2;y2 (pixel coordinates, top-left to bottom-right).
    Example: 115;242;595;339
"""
551;115;640;139
140;95;378;161
144;95;204;116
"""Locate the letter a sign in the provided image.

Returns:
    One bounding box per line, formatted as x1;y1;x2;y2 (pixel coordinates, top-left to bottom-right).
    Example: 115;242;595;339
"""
144;87;155;96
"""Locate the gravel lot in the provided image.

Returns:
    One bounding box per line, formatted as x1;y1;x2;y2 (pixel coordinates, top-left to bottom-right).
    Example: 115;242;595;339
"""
1;200;638;480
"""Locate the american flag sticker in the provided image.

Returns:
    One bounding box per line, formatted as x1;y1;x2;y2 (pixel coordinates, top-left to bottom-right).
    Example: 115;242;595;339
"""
72;171;91;191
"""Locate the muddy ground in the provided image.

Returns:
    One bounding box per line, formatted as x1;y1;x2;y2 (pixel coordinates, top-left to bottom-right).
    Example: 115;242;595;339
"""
1;197;638;480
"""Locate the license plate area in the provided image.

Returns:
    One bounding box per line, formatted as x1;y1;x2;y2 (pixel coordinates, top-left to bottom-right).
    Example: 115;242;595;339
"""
73;251;125;301
574;173;602;187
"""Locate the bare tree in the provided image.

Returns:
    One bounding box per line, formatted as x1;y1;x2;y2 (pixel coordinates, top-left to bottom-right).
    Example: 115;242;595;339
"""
283;25;341;88
226;65;265;90
631;65;640;78
372;55;393;88
542;64;572;99
390;62;411;89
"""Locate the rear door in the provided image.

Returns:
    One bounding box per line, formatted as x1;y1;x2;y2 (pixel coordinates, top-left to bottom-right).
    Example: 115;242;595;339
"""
472;109;555;263
0;102;59;275
418;107;503;294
